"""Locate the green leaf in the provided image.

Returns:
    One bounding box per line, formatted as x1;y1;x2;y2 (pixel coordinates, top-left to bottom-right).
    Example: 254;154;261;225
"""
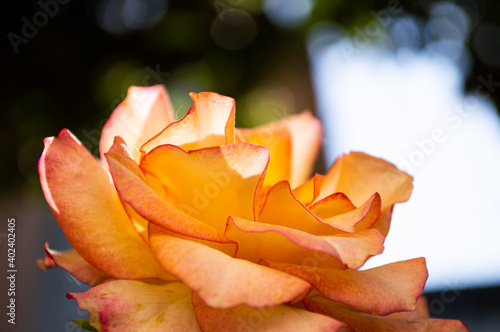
71;319;97;331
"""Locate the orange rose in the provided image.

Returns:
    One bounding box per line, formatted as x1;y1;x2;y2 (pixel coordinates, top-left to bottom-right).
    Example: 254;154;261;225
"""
37;85;468;331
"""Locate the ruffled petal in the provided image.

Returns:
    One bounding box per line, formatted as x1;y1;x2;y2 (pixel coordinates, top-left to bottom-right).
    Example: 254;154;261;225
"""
318;152;413;236
141;92;235;153
265;258;428;316
292;174;324;206
192;292;349;332
259;181;381;234
149;224;310;309
68;280;201;332
310;193;381;233
36;243;110;286
140;143;269;232
39;129;167;279
303;293;469;332
99;85;175;165
106;137;230;244
226;217;385;269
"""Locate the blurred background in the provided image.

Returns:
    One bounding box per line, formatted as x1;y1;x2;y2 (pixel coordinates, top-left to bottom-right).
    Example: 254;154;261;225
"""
2;0;500;331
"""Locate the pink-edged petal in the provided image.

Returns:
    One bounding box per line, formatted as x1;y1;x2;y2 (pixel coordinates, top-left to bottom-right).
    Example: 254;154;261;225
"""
68;280;201;332
36;243;110;286
319;152;413;236
387;296;431;320
292;174;325;206
99;85;175;166
266;258;428;316
140;143;269;233
237;123;291;188
149;224;311;309
141;92;235;153
106;137;231;244
192;292;349;332
226;217;385;270
39;129;167;280
310;193;381;233
303;293;469;332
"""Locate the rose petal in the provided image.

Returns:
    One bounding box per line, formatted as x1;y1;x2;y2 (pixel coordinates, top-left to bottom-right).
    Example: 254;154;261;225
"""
237;123;291;188
387;297;431;320
39;129;167;279
286;111;323;187
36;243;110;286
303;293;469;332
226;217;385;269
192;292;349;332
238;111;322;188
265;258;428;316
310;193;381;233
149;224;311;309
141;92;235;153
106;137;230;245
318;152;414;236
260;181;381;234
99;85;175;166
68;280;201;331
292;174;325;206
140;143;269;233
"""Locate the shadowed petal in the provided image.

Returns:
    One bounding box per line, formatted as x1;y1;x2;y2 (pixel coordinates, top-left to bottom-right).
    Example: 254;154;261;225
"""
265;258;428;316
140;143;269;233
141;92;235;153
149;224;311;309
39;129;167;279
192;292;350;332
100;85;175;166
303;293;469;332
68;280;201;332
36;243;110;286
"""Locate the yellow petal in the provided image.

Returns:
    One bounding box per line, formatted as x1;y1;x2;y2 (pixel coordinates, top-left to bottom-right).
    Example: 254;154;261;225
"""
237;111;322;188
140;143;269;233
99;85;175;166
237;123;291;188
319;152;413;236
292;174;325;206
36;243;110;286
192;292;349;332
266;258;428;316
106;137;230;244
303;293;469;332
226;217;384;269
39;129;167;279
287;111;323;187
69;280;201;332
149;225;311;309
310;193;381;233
141;92;235;153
